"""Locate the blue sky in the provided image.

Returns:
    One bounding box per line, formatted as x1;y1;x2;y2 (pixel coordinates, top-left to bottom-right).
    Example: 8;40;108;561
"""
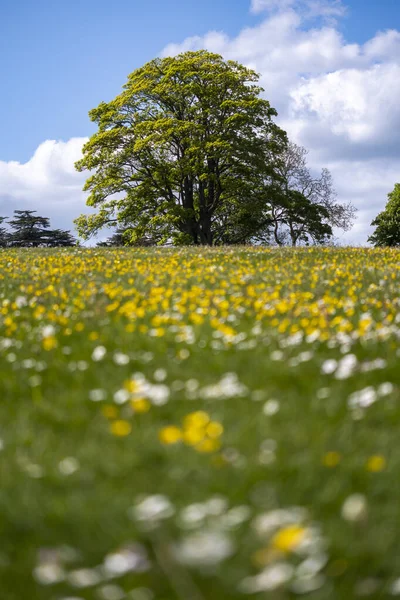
1;0;400;244
0;0;399;162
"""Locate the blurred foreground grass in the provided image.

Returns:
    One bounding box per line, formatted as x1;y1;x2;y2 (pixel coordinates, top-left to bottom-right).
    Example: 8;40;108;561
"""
0;247;400;599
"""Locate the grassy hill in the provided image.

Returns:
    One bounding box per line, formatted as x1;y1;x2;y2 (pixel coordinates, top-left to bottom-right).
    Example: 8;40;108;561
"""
0;247;399;599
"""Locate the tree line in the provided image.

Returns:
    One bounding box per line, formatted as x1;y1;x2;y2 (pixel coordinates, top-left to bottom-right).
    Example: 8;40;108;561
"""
0;210;76;248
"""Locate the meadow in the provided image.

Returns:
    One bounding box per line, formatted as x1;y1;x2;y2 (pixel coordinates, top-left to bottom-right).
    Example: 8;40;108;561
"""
0;246;400;600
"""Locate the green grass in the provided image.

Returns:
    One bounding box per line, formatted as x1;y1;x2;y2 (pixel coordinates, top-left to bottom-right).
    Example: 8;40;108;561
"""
0;246;399;599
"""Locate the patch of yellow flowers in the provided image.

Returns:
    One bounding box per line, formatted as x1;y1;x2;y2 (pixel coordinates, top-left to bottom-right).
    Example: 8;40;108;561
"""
159;411;224;453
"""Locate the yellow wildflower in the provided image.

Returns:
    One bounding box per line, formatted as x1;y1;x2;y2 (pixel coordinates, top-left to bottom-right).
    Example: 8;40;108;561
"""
42;336;57;351
272;525;307;553
206;421;224;438
102;405;118;419
182;428;205;446
159;426;182;445
131;398;151;413
110;420;132;437
196;438;221;453
366;455;386;472
322;451;341;467
183;411;210;430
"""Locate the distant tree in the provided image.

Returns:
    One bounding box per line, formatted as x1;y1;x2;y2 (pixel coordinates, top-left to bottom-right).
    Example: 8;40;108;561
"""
97;228;129;247
8;210;51;247
368;183;400;247
97;227;157;247
8;210;76;247
270;190;332;246
275;143;356;232
74;50;287;246
0;217;9;247
44;229;77;247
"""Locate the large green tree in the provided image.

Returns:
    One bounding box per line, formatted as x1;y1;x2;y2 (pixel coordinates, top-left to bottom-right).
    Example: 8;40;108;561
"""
75;50;287;246
368;183;400;247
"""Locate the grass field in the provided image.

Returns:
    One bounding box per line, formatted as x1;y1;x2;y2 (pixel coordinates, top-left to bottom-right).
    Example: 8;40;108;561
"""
1;246;400;600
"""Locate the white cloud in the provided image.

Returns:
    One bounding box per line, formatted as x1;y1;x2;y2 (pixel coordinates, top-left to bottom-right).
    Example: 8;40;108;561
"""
290;63;400;144
0;138;89;236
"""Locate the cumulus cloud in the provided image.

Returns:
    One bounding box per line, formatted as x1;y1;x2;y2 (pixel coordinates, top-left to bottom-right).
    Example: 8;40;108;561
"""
0;138;89;236
1;0;399;245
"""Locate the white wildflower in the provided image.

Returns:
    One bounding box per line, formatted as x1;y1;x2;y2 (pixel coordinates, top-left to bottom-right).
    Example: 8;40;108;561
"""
253;508;308;537
131;495;174;523
378;382;394;396
348;387;377;410
89;389;107;402
144;383;170;406
33;563;65;585
291;574;325;594
42;325;55;338
341;494;368;522
179;504;207;528
205;496;228;516
92;346;107;362
22;358;36;368
316;387;330;400
263;400;280;416
15;295;28;308
174;531;234;566
153;368;167;382
221;506;251;528
390;578;400;595
103;546;148;576
335;354;358;380
67;568;102;588
113;352;130;366
113;389;130;404
240;563;294;593
97;584;125;600
58;457;80;476
321;359;338;375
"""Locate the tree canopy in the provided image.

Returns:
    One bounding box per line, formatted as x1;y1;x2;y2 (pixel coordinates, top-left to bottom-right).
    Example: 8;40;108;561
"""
368;184;400;247
75;50;287;246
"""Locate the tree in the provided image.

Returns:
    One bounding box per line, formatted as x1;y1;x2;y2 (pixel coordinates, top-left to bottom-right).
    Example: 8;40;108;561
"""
43;229;77;247
275;143;356;231
74;50;287;246
210;141;356;246
270;190;333;246
8;210;51;247
253;142;355;246
8;210;76;247
96;227;155;247
0;217;9;247
368;183;400;247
